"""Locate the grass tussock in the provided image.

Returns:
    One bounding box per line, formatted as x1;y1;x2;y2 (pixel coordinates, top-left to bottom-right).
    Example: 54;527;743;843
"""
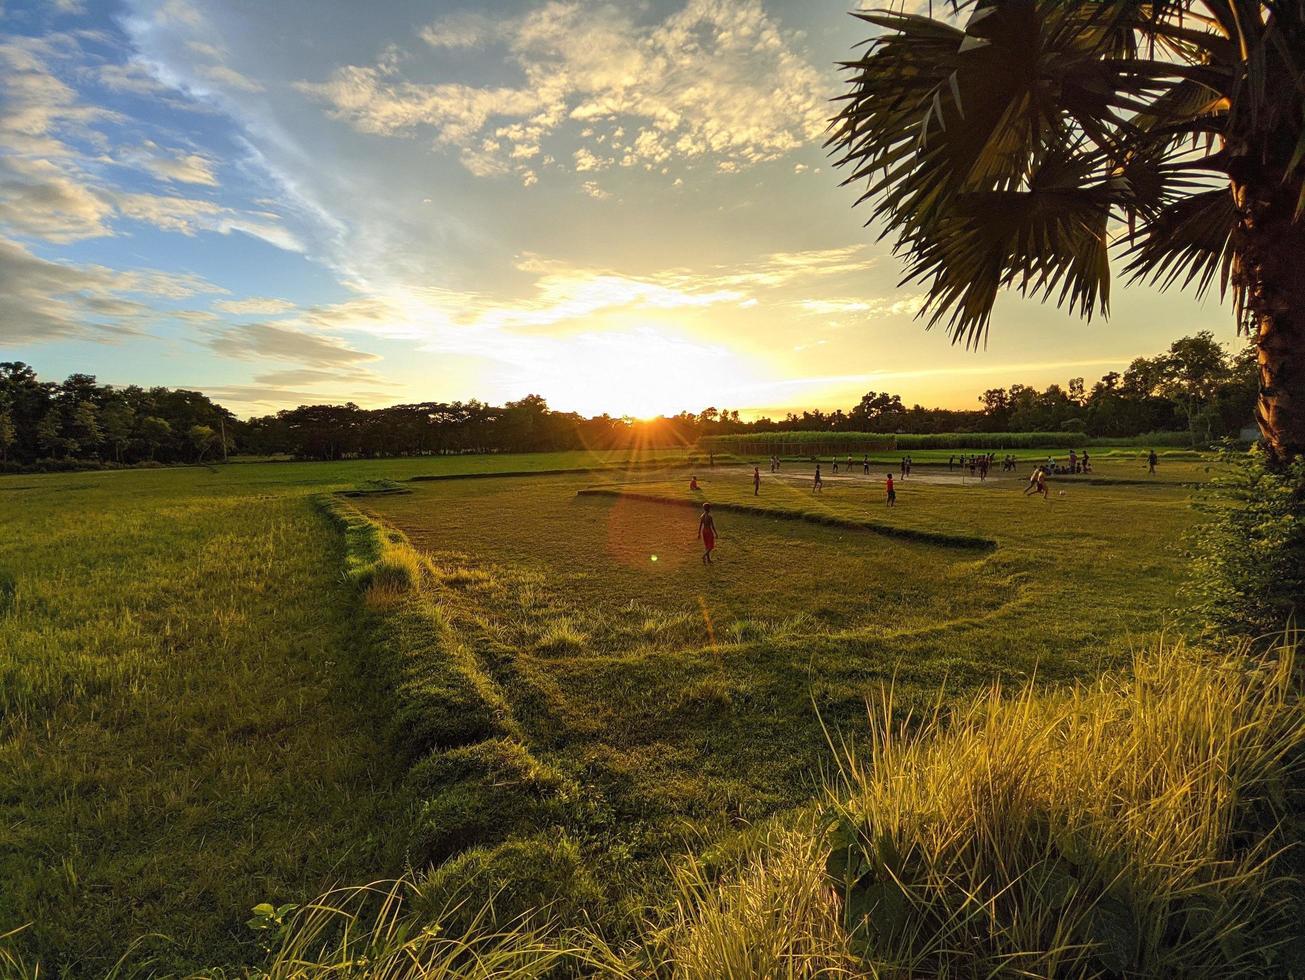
251;879;586;980
318;494;427;605
655;828;856;978
406;739;575;863
821;637;1304;977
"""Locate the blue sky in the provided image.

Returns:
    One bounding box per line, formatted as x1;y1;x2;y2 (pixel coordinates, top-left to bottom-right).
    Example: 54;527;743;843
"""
1;0;1233;418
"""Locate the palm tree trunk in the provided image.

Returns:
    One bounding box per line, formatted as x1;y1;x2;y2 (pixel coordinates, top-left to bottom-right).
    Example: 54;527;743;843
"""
1232;174;1305;466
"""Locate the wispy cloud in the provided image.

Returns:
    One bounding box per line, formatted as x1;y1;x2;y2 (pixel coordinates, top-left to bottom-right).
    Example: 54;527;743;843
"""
0;233;224;342
205;321;382;366
118;140;219;185
214;296;298;315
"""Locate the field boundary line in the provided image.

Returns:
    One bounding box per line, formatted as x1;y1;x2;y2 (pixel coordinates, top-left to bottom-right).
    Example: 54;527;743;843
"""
315;491;596;874
313;494;520;757
574;487;997;551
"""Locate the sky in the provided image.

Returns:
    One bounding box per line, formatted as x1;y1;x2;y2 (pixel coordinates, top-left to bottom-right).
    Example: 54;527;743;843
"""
0;0;1236;420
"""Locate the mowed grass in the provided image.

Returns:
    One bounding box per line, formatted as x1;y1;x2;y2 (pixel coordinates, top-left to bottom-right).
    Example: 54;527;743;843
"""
0;449;692;975
357;463;1202;918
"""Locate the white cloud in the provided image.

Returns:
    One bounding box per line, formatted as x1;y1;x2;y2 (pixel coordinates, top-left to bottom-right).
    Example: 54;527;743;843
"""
206;321;381;366
251;367;393;387
214;296;298;315
114;192;304;251
199;62;264;93
93;60;172;95
419;11;496;49
299;0;829;183
0;234;223;342
0;34;112;157
120;141;219;185
0;155;114;241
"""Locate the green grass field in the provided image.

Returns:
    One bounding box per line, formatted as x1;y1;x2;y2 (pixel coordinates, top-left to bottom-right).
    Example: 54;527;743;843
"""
0;449;1210;973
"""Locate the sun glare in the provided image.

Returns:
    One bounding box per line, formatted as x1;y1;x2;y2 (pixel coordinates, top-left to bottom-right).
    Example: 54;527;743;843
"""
543;325;762;418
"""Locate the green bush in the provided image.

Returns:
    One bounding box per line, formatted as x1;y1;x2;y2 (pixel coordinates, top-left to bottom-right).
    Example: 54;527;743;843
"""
1185;447;1305;637
699;432;895;455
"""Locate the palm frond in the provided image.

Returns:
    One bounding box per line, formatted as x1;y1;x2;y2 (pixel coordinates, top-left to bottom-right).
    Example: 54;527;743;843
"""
831;0;1305;343
1122;187;1237;298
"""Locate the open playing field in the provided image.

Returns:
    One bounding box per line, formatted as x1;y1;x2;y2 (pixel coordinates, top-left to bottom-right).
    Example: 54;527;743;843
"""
0;449;1208;973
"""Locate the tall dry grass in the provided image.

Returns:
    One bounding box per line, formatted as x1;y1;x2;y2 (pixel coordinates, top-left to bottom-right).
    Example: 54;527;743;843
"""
816;636;1303;978
250;880;586;979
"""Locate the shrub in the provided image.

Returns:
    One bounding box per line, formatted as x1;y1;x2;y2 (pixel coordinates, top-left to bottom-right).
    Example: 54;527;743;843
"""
1185;447;1305;637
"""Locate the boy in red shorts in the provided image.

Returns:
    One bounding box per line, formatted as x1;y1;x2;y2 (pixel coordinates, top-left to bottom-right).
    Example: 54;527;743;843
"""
697;502;717;564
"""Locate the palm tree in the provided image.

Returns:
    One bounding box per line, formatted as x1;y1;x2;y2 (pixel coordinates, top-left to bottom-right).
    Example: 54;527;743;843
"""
829;1;1305;464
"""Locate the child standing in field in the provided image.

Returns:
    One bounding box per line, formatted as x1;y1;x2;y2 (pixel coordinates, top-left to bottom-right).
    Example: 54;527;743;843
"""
813;464;823;494
1024;466;1048;500
753;466;760;496
690;475;700;491
863;454;870;475
697;503;717;564
885;472;896;507
832;457;839;474
1148;449;1158;475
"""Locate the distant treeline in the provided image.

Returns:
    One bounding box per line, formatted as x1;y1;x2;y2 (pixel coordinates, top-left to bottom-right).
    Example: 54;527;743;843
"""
0;362;236;469
701;430;1197;456
0;332;1257;468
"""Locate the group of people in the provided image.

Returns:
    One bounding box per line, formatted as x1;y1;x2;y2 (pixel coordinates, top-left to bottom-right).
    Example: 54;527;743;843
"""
829;454;875;475
692;446;1124;562
948;452;1013;477
811;461;897;504
1040;449;1093;475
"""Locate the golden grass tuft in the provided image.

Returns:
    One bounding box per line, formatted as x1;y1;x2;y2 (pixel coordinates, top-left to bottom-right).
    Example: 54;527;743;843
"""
251;879;584;980
656;828;856;978
821;636;1304;977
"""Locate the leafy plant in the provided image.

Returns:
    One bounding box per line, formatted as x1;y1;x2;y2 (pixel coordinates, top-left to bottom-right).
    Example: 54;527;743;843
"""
1185;445;1305;636
247;902;299;952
